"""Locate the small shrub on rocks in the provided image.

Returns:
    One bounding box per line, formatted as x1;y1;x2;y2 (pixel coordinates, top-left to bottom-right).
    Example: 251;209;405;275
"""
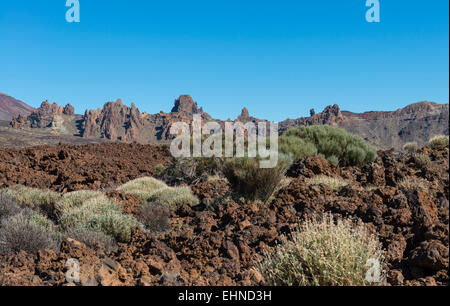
0;213;59;254
398;177;427;192
84;213;144;243
258;213;386;286
222;157;288;203
306;175;348;191
0;185;60;215
139;202;171;233
413;153;431;169
55;190;104;215
117;177;168;203
280;125;377;166
429;135;449;148
149;186;199;210
403;142;419;153
0;194;22;219
59;196;121;229
64;228;118;253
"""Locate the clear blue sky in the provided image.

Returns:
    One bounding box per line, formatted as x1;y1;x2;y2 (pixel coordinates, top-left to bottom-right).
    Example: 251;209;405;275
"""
0;0;448;121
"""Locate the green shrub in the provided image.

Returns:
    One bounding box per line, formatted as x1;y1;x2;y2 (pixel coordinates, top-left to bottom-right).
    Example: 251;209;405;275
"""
257;213;386;286
403;142;418;153
280;125;377;166
0;213;59;254
117;177;168;203
59;196;121;229
0;185;60;215
149;186;199;210
55;190;105;215
306;175;348;191
84;213;143;242
429;135;449;148
222;157;288;202
413;153;431;169
29;214;55;232
327;155;339;166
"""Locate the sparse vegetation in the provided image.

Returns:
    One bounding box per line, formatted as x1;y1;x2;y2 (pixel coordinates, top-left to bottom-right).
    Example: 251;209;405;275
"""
403;142;419;153
398;177;427;191
64;228;117;253
55;190;105;215
149;186;199;210
413;153;432;169
158;157;222;185
222;157;288;202
117;177;168;203
0;194;22;219
139;202;171;233
429;135;449;148
83;213;143;242
0;185;60;215
258;213;386;286
280;125;377;166
306;175;348;191
0;212;59;254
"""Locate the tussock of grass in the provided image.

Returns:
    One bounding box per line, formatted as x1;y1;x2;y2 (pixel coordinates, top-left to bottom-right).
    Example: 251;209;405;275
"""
403;142;419;153
83;213;143;242
149;186;199;210
398;177;427;192
59;196;121;229
429;135;449;148
55;190;105;215
258;213;386;286
117;177;168;203
413;153;431;169
306;175;348;191
0;185;60;214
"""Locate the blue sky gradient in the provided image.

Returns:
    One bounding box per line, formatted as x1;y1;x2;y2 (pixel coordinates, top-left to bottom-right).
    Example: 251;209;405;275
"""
0;0;448;121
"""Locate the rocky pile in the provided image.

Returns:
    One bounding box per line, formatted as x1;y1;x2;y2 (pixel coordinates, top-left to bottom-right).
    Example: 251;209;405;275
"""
0;143;448;286
0;143;170;192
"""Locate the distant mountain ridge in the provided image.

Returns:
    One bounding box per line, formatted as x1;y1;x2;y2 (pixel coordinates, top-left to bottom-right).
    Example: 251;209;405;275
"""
0;93;34;121
6;93;449;150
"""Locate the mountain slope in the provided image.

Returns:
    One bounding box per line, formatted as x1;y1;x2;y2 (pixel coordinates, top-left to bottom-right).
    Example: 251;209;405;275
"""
0;93;34;120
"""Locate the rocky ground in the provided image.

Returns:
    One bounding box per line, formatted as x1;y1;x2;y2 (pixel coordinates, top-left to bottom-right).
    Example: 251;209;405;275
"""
0;143;448;286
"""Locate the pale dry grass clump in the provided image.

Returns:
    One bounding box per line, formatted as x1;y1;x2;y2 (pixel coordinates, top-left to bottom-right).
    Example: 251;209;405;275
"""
398;177;427;192
429;135;449;148
149;186;199;210
59;196;121;229
258;213;386;286
0;185;60;215
83;213;144;243
413;153;432;169
117;177;168;203
306;175;348;191
403;142;419;153
55;190;105;215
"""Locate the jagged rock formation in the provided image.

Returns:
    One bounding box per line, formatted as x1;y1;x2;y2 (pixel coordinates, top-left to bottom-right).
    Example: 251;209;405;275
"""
6;92;449;150
10;101;76;129
0;93;34;121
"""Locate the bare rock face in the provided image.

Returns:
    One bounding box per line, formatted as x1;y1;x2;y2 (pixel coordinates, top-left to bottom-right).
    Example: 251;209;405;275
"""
171;95;203;114
10;101;75;129
82;99;146;141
